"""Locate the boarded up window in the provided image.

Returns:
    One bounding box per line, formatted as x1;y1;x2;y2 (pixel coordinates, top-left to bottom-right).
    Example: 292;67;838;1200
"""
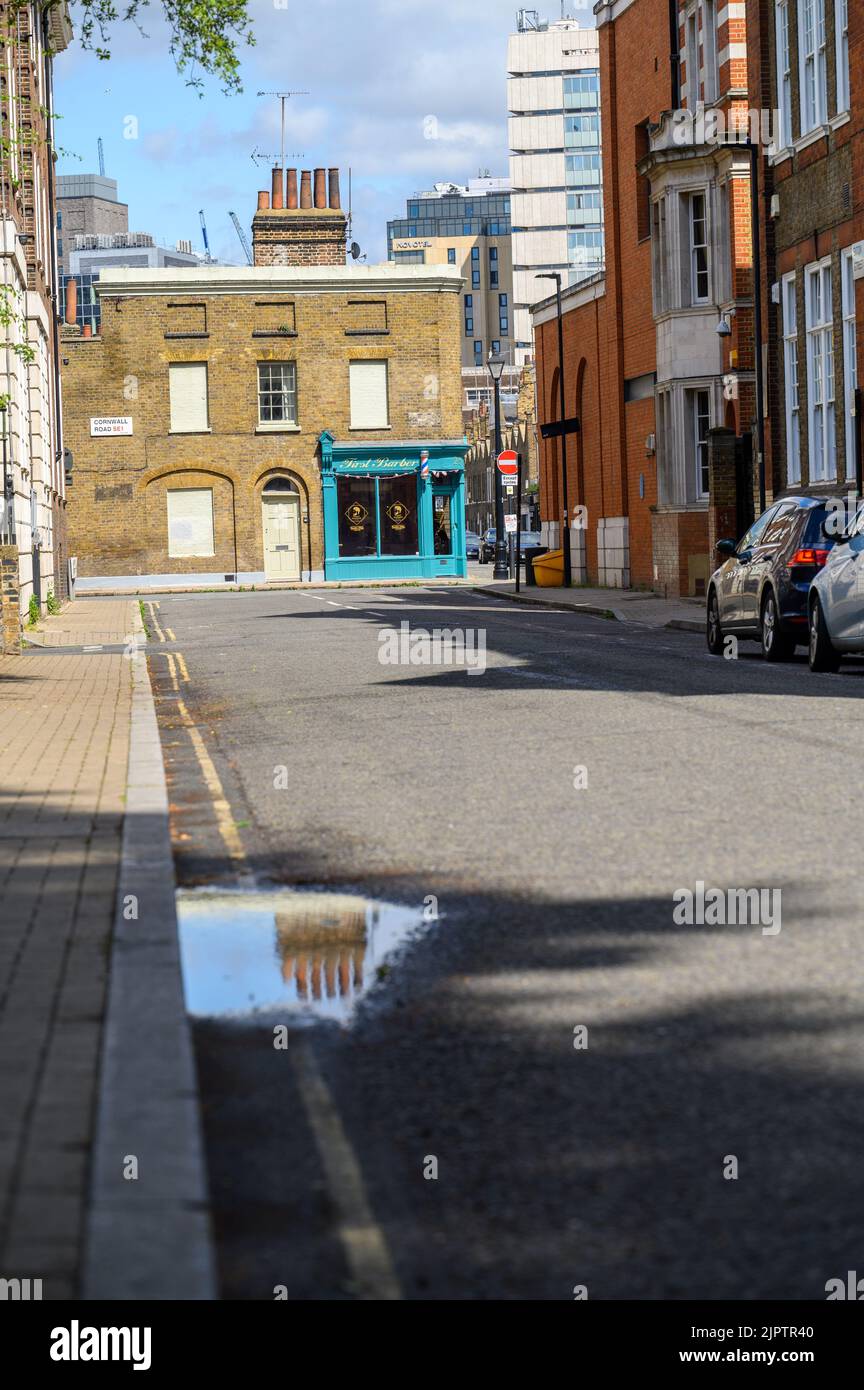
345;300;388;334
169;362;209;432
165;302;207;336
167;488;214;558
253;301;296;336
349;361;389;429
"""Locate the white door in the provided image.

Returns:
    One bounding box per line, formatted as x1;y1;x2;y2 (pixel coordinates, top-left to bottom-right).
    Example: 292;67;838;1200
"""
262;495;301;581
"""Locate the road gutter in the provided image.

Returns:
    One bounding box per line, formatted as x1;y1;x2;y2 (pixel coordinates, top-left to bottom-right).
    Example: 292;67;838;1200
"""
82;610;216;1300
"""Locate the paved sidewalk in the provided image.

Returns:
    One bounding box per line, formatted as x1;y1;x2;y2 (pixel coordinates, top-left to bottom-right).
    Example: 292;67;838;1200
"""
475;579;706;632
0;598;136;1299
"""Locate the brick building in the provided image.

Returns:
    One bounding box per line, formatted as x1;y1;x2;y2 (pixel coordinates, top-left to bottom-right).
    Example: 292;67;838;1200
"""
1;2;71;647
533;0;761;596
62;168;468;586
464;362;540;535
748;0;861;504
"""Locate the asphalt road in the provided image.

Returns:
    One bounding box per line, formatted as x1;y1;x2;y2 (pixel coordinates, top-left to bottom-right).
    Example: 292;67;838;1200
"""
148;587;864;1301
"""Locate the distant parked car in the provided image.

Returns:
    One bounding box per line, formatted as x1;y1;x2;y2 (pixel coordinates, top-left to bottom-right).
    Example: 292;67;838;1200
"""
808;505;864;672
516;530;543;561
465;530;481;561
480;529;497;564
707;495;836;661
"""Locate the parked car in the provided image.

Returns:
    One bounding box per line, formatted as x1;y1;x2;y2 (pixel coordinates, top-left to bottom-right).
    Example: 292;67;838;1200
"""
480;529;497;564
465;531;482;561
808;505;864;672
707;495;835;661
516;530;543;562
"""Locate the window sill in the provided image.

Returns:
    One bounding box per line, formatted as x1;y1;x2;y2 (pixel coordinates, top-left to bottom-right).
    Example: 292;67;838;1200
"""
349;425;392;432
829;110;851;132
256;423;301;434
344;329;391;337
169;428;212;435
252;330;298;339
793;125;830;155
164;332;210;340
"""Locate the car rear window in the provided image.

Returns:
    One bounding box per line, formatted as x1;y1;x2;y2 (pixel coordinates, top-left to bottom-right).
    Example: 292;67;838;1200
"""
802;506;830;546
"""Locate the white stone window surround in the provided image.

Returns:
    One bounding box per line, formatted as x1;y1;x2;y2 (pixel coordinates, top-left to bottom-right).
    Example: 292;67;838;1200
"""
805;254;837;484
798;0;829;135
649;172;721;314
781;271;802;485
655;378;721;508
841;246;857;481
835;0;850;115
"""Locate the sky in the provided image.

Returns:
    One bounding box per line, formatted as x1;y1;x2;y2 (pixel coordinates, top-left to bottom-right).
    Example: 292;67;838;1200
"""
56;0;595;267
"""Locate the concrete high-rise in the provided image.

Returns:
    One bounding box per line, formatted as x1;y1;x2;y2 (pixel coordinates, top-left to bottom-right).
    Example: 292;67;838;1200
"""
507;10;603;363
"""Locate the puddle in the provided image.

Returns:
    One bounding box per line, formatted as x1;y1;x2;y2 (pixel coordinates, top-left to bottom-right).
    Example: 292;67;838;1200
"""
176;888;430;1025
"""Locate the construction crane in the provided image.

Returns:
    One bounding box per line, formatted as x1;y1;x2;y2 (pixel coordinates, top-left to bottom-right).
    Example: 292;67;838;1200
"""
229;210;253;266
198;209;211;262
97;137;105;176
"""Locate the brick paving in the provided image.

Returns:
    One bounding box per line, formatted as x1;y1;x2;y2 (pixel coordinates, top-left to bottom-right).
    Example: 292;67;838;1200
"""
0;599;136;1300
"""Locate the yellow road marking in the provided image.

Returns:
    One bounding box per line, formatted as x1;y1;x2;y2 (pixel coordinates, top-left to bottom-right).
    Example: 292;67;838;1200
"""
175;652;191;684
148;603;166;643
160;642;400;1298
294;1042;402;1300
165;627;177;642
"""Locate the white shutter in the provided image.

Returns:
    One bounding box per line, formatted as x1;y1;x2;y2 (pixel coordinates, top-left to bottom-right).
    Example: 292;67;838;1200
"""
169;362;209;433
167;489;214;558
349;361;389;429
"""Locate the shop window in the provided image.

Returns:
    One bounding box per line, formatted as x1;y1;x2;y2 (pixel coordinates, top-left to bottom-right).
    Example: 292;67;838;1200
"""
338;477;377;557
434;493;453;556
379;477;419;556
167;488;214;558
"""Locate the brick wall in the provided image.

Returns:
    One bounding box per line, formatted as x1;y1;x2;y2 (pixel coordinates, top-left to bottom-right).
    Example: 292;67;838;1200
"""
61;276;464;579
0;544;21;653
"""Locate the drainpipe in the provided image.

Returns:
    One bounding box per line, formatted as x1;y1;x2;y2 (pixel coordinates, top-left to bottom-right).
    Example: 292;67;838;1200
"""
43;19;64;503
669;0;681;109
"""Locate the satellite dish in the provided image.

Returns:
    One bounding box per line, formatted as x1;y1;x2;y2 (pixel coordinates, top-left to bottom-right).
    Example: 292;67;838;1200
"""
350;242;361;260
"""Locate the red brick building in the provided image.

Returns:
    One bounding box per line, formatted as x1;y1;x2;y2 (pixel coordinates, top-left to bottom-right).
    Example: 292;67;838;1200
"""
534;0;761;596
748;0;862;503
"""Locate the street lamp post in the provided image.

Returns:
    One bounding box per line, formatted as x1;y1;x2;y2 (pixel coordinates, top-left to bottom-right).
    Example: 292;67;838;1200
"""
537;272;572;587
487;349;510;581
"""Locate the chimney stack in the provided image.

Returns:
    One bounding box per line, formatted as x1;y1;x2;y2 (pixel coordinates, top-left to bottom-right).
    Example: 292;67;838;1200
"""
65;278;77;325
252;165;348;268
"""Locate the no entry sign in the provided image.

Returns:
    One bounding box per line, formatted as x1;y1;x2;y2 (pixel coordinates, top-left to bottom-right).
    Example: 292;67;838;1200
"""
497;450;519;477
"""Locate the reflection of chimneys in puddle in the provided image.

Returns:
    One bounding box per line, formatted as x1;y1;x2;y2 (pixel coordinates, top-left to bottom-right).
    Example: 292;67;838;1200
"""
276;896;368;1002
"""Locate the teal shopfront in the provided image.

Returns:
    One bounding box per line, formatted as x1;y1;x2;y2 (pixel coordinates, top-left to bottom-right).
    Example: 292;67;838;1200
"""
319;433;468;582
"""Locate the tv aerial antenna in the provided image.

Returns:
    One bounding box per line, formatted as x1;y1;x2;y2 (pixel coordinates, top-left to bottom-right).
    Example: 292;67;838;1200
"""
256;90;310;185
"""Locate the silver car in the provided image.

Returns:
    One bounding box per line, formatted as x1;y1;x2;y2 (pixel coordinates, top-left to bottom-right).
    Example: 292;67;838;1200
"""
808;507;864;672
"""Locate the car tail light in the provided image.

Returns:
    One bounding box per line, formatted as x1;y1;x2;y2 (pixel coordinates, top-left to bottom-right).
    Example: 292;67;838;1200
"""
789;548;830;569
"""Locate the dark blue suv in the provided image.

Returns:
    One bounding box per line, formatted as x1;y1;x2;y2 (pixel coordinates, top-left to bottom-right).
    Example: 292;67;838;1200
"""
707;496;835;661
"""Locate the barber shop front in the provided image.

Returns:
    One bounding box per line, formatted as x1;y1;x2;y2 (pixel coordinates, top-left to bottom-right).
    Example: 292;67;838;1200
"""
320;433;468;582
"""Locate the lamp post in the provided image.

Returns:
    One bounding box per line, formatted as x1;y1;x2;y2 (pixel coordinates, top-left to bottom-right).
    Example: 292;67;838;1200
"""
536;271;572;587
487;348;510;580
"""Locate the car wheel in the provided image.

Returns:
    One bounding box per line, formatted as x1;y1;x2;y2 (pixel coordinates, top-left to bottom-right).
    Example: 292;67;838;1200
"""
809;595;841;673
760;589;795;662
706;589;724;656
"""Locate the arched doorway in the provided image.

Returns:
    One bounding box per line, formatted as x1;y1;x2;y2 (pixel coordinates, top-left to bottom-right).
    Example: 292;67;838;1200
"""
261;476;301;581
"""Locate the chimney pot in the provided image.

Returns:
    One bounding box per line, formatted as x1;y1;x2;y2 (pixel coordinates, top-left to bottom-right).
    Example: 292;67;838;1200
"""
257;190;270;211
271;166;284;210
82;323;93;339
64;278;77;325
328;168;341;210
300;170;313;210
314;168;327;209
286;168;298;210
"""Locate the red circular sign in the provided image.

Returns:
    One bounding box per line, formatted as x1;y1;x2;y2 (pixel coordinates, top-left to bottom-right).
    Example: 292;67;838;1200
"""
497;451;518;477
